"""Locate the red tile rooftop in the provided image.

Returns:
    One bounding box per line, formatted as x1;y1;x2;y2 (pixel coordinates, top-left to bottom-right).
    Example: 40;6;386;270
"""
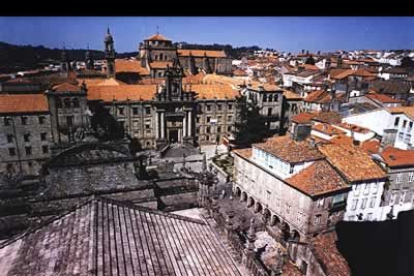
380;146;414;168
253;135;325;164
335;122;371;134
313;123;346;136
0;94;49;114
286;159;349;197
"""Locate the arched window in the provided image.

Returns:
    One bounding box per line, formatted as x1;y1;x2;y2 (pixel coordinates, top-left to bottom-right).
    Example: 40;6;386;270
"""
64;98;71;108
72;98;80;108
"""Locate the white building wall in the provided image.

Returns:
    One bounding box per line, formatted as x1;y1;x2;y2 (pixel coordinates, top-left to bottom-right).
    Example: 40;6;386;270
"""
342;109;392;136
344;181;385;221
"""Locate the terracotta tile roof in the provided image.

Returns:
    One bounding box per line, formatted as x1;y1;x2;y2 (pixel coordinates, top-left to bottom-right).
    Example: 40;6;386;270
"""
352;68;377;78
178;49;227;58
291;112;316;124
0;94;49;114
0;197;242;276
335;122;371;134
366;93;403;104
183;71;206;84
52;82;82;93
302;64;320;71
387;106;414;121
4;77;33;84
312;111;342;124
149;61;173;69
248;82;283;92
115;59;150;75
87;85;156;102
286;160;349;196
145;33;170;41
281;261;304;276
369;79;411;95
311;231;351;276
361;139;381;155
203;74;246;87
329;69;353;80
318;143;387;182
283;90;303;100
380;146;414;168
81;78;109;87
192;84;239;100
233;68;248;77
329;134;354;146
304;90;331;103
233;148;253;159
313;123;345;136
254;136;325;164
139;78;166;85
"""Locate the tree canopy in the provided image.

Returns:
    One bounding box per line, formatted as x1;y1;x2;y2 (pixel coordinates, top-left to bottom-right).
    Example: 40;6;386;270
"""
233;95;269;148
305;55;316;65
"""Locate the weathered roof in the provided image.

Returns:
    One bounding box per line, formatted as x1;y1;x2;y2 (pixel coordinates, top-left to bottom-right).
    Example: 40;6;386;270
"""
254;136;325;164
233;148;253;159
335;122;371;134
178;49;227;58
149;61;173;69
286;160;349;196
366;93;403;104
87;85;157;102
0;94;49;114
233;68;248;77
369;79;411;94
291;112;316;124
312;111;343;125
380;146;414;168
116;59;150;75
361;139;381;155
313;123;345;136
52;82;82;93
283;89;303;100
311;231;351;276
318;143;387;182
304;90;331;103
0;197;242;276
192;84;239;100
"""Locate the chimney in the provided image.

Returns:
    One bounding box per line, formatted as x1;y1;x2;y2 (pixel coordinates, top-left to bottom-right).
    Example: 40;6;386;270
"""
379;129;398;152
290;122;312;142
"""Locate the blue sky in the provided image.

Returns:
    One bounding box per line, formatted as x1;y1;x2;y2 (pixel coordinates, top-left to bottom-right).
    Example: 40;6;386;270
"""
1;17;414;53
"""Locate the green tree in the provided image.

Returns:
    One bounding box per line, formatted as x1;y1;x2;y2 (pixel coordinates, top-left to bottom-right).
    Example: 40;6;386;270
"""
233;95;269;147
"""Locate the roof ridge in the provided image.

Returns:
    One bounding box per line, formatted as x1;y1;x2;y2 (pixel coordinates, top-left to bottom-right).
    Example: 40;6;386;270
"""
98;196;206;225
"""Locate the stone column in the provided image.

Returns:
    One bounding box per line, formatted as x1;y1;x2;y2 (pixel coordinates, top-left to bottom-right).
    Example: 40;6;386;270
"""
183;112;187;137
188;110;192;137
225;210;235;239
242;218;257;267
161;112;165;139
155;112;160;139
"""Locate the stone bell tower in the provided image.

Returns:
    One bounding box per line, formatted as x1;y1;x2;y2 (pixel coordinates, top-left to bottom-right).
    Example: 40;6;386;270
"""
104;28;116;79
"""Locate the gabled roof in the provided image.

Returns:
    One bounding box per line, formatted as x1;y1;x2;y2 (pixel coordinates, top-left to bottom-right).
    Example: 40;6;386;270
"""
0;94;49;114
115;59;150;75
304;90;331;103
254;136;325;164
145;33;171;41
318;143;387;182
283;90;303;100
87;85;157;101
365;93;403;104
0;197;242;276
286;159;349;196
192;84;239;100
291;112;316;124
52;82;81;93
380;146;414;168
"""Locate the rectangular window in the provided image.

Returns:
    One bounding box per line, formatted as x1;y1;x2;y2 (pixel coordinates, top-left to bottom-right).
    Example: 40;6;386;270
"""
25;146;32;156
227;125;232;132
409;121;413;131
23;133;30;142
207;105;211;112
66;116;73;127
21;116;27;125
289;164;294;174
390;191;397;205
206;126;211;133
267;108;273;116
398;132;404;141
354;185;360;196
396;173;403;183
361;198;367;209
318;198;325;208
228;115;233;121
403;120;407;128
372;183;378;194
207;116;211;123
196;117;200;123
196;128;200;134
409;172;414;182
401;190;408;204
42;145;49;154
364;184;370;195
9;148;16;156
145;124;150;129
217;126;222;132
38;116;45;124
132;107;138;115
7;134;13;143
145;107;151;115
351;199;358;210
41;133;47;141
118;107;124;115
217;104;222;111
266;190;271;201
4;117;11;126
394;117;400;126
369;197;376;208
228;104;233;110
217;116;222;122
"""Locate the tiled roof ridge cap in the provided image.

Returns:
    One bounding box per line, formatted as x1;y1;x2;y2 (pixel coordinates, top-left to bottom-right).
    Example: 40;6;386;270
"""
98;196;206;225
0;195;95;249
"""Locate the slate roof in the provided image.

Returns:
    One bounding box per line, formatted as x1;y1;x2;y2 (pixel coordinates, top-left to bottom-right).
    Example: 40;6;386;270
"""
0;197;242;276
